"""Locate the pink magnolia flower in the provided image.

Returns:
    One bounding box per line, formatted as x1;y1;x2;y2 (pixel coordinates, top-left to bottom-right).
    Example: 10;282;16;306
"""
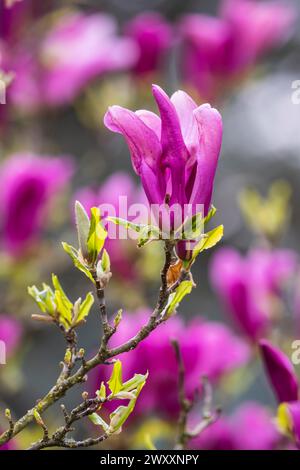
179;0;295;101
191;402;280;450
210;248;297;341
0;314;22;357
39;11;138;106
104;85;223;260
91;309;250;419
0;153;73;255
260;340;300;446
124;12;173;76
74;172;146;279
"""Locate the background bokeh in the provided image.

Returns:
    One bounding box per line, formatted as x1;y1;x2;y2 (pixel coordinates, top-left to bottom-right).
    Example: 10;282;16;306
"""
1;0;300;450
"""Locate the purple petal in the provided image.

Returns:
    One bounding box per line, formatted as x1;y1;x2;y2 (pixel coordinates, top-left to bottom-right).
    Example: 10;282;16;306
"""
285;402;300;446
135;109;161;138
260;340;299;403
188;103;222;214
104;105;161;175
152;84;188;205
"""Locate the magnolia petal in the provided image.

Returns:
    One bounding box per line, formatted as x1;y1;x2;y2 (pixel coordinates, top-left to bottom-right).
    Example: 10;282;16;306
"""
189;104;223;214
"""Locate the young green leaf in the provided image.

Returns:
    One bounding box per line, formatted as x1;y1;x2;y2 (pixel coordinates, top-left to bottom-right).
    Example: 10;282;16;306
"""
203;205;217;225
176;212;204;241
137;225;161;247
89;413;109;432
107;216;144;233
96;381;106;400
108;382;146;434
52;274;73;328
122;372;148;393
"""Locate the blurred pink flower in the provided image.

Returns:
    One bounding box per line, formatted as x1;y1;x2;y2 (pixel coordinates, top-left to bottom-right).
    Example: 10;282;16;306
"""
210;248;297;341
74;172;145;279
191;402;280;450
91;309;250;419
0;314;22;357
124;12;172;76
179;0;295;101
0;153;73;255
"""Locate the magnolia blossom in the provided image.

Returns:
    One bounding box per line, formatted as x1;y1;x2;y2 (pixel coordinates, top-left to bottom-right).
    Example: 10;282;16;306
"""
210;248;297;341
191;402;280;450
179;0;295;101
104;85;222;259
260;340;300;446
91;309;250;418
124;12;172;76
0;153;73;255
74;172;146;279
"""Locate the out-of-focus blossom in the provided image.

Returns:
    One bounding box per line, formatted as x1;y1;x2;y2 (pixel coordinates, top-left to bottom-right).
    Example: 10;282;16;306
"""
124;12;172;76
260;340;300;446
39;11;138;106
0;314;22;357
210;248;297;341
0;153;73;255
75;172;146;279
104;85;222;260
0;435;16;450
0;0;29;43
91;309;250;418
192;402;280;450
179;0;295;101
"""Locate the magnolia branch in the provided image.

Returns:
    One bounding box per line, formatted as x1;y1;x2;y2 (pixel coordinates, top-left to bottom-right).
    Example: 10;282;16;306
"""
0;240;178;449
